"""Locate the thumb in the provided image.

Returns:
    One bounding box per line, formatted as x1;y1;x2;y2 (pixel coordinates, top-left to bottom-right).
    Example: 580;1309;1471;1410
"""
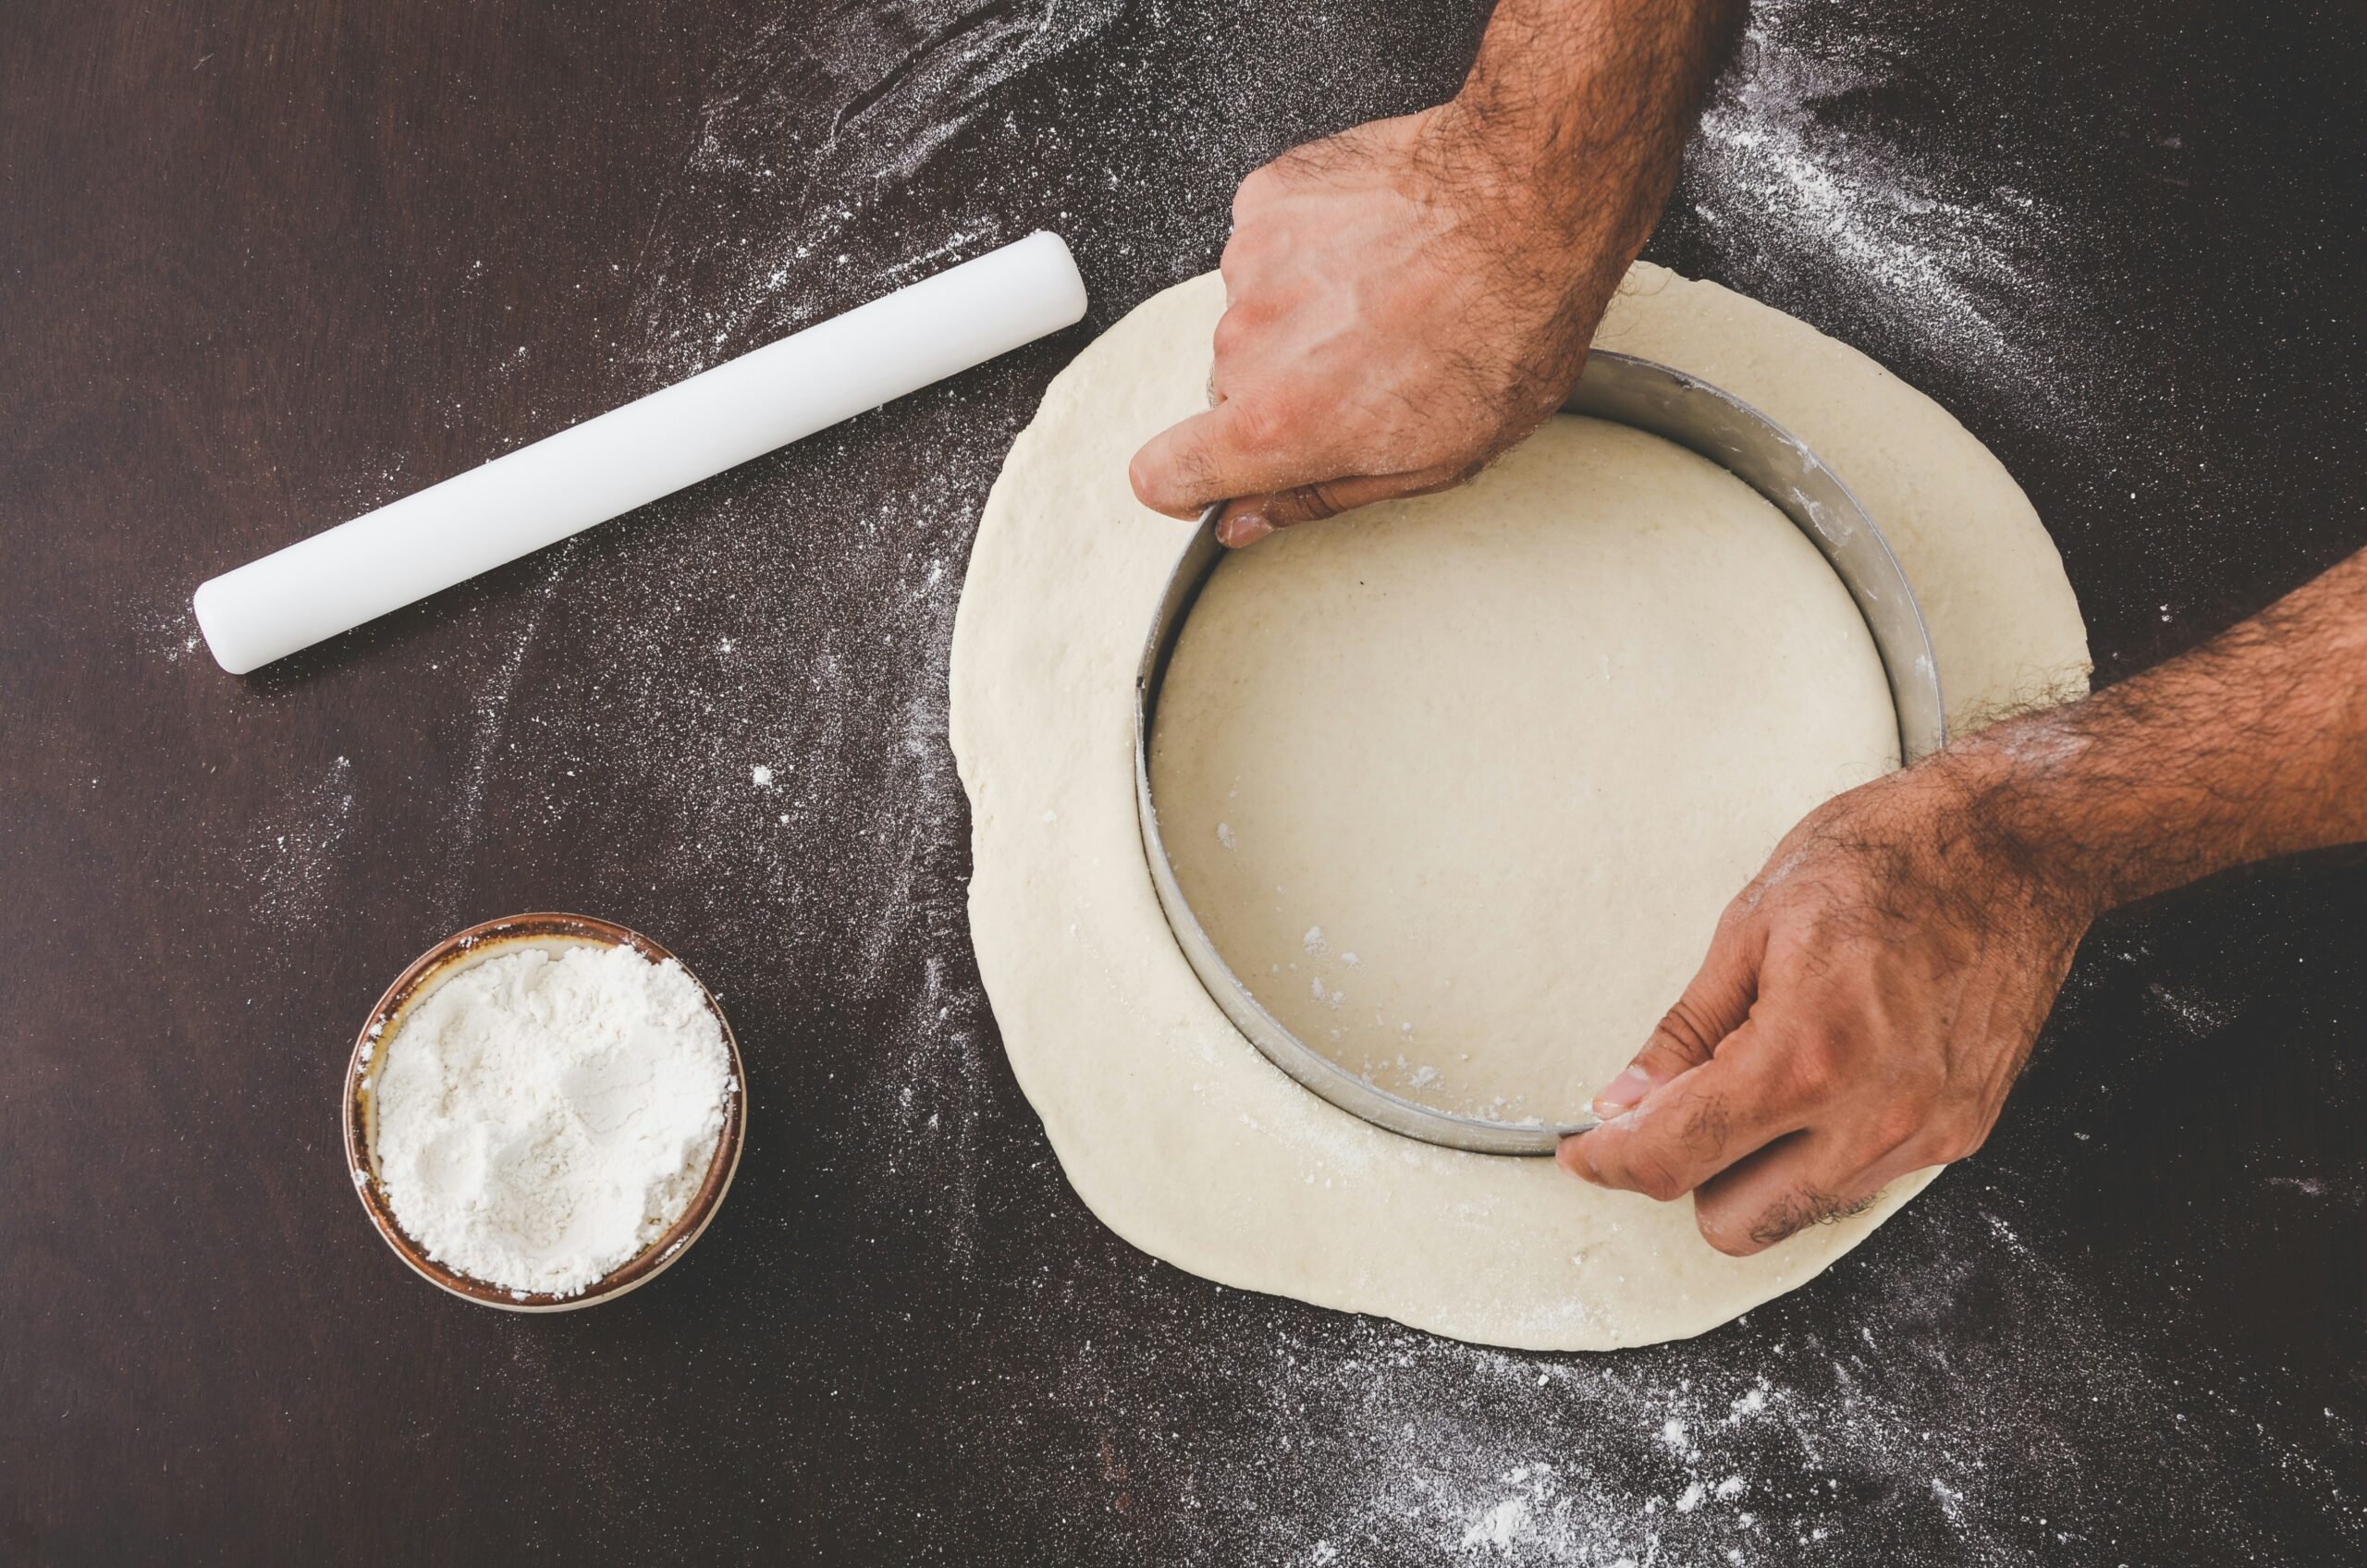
1130;399;1341;521
1128;403;1245;520
1588;913;1764;1119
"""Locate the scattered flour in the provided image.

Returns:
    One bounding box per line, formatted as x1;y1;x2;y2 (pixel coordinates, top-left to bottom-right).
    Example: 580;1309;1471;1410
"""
248;753;355;927
1674;0;2111;432
166;3;2346;1557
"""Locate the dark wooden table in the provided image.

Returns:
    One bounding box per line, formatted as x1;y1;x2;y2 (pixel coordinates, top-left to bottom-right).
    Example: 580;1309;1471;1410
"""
5;2;2361;1562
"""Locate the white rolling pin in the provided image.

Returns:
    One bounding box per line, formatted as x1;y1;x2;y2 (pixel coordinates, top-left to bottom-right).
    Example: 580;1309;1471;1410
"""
192;230;1089;674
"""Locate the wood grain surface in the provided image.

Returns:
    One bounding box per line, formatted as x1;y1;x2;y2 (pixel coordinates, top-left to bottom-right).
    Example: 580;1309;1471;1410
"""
3;1;2361;1562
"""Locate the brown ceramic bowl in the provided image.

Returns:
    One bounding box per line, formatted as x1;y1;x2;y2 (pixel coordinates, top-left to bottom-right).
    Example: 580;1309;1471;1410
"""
342;913;747;1311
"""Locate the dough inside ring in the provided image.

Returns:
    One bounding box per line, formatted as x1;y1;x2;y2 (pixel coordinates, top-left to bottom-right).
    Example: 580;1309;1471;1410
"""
1149;416;1900;1126
950;265;2087;1350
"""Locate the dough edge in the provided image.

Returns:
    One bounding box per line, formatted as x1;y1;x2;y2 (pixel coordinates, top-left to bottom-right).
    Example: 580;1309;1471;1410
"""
950;263;2090;1352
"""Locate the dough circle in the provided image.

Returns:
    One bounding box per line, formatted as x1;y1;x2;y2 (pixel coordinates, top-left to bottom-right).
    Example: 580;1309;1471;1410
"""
950;265;2088;1350
1148;417;1900;1126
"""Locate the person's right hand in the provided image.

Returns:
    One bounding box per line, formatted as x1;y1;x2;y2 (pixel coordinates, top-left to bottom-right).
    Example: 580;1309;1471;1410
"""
1128;103;1647;547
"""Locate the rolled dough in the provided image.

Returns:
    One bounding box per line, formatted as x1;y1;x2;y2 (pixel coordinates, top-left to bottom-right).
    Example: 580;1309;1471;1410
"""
949;264;2088;1350
1148;417;1900;1126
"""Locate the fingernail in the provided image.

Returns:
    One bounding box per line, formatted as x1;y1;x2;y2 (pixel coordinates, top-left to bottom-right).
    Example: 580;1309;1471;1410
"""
1218;511;1273;548
1590;1066;1654;1118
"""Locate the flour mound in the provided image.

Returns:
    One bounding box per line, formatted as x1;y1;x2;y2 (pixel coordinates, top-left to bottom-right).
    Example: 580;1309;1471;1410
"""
371;943;732;1297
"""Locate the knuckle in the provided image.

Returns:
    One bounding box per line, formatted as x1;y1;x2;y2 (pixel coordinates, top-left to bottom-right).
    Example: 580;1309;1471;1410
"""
1227;395;1299;454
1627;1146;1692;1204
1783;1034;1848;1108
1696;1207;1761;1258
1289;483;1346;523
1257;486;1321;528
1229;175;1274;227
1651;1001;1720;1062
1217;232;1264;288
1864;1099;1930;1158
1674;1093;1735;1160
1923;1115;1989;1166
1211;309;1250;359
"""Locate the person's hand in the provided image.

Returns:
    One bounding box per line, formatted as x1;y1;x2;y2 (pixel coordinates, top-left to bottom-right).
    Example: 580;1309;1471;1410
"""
1128;103;1643;546
1558;752;2095;1256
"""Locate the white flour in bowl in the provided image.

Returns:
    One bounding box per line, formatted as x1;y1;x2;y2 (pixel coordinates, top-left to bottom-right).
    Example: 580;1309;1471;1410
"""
369;942;734;1297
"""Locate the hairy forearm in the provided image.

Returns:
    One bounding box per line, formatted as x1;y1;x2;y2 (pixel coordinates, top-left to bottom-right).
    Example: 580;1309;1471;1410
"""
1931;546;2367;918
1447;0;1748;258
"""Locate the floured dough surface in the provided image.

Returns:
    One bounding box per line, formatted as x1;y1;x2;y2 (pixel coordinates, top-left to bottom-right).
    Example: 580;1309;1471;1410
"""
1149;418;1899;1125
950;264;2088;1350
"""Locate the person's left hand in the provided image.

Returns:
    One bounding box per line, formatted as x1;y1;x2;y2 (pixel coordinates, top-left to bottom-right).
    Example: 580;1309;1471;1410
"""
1558;750;2094;1256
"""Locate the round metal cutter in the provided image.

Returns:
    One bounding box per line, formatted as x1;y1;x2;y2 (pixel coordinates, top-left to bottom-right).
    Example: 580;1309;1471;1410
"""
1134;353;1947;1157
